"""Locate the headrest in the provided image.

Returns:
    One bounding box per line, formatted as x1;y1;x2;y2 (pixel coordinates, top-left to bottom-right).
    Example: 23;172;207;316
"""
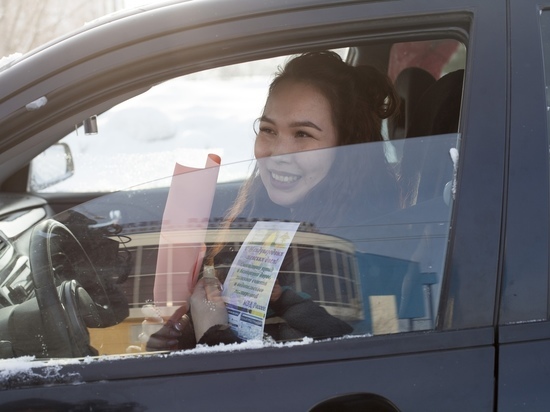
389;67;436;139
407;69;464;138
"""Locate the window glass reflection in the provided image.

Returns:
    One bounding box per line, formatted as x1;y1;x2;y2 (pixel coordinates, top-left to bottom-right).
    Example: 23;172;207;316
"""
16;137;457;357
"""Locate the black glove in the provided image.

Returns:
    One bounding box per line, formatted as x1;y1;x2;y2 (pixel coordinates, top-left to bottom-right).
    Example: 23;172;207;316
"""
144;305;196;351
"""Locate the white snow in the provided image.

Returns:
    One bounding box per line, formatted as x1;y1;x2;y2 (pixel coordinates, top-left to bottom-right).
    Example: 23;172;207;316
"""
0;335;375;382
0;53;22;71
25;96;48;111
0;356;83;385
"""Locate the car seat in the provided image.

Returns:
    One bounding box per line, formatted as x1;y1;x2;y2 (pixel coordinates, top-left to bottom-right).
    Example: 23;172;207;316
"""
388;67;436;140
400;69;464;206
355;70;464;333
397;69;464;329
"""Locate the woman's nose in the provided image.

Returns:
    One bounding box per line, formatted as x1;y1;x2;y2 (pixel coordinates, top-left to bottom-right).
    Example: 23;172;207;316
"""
270;136;295;157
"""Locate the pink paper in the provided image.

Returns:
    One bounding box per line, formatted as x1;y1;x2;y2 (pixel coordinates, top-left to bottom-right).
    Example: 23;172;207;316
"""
153;154;221;308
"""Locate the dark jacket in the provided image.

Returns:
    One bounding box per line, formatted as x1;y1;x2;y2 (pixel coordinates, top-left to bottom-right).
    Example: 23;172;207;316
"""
164;286;352;350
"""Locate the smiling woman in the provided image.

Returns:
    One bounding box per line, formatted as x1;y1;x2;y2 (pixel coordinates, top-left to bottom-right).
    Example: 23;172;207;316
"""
255;81;338;208
144;51;403;348
216;51;400;233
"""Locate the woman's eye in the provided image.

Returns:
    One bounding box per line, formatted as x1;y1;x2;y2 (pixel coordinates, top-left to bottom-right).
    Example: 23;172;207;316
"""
296;130;314;139
259;126;276;135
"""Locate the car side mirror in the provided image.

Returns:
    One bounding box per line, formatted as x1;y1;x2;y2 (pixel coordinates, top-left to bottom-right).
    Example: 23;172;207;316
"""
29;143;75;191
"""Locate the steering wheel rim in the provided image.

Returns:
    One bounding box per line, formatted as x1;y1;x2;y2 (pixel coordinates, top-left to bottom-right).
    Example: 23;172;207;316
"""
29;219;110;357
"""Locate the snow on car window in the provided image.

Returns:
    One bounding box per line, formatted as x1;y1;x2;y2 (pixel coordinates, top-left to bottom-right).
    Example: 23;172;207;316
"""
0;336;351;384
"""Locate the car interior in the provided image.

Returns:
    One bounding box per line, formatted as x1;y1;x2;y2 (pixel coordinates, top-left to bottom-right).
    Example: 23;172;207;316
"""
0;35;466;358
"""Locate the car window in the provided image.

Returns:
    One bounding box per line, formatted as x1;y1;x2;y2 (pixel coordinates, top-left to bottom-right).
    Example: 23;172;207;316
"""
28;41;466;195
4;39;465;359
388;39;465;81
29;52;348;193
8;137;457;358
28;57;285;193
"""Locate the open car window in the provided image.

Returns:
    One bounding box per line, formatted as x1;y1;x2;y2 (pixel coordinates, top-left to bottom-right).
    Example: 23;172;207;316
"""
1;37;466;360
3;136;457;358
28;59;275;193
28;53;346;193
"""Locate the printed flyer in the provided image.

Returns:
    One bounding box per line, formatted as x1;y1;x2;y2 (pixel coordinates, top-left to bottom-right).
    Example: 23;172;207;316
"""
222;221;300;340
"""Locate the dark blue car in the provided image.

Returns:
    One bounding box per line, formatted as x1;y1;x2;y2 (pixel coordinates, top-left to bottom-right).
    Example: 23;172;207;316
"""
0;0;548;410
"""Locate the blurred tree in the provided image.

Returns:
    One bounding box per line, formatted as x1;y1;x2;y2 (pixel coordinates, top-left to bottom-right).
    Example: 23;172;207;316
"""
0;0;123;57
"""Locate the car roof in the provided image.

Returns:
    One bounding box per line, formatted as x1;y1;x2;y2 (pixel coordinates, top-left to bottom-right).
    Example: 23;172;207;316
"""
1;0;387;70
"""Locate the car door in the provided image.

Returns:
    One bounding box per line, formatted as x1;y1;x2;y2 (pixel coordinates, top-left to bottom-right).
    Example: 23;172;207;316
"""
0;1;507;410
497;1;550;410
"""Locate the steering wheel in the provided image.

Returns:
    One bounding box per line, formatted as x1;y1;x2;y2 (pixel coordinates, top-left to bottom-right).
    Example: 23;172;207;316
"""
29;219;113;357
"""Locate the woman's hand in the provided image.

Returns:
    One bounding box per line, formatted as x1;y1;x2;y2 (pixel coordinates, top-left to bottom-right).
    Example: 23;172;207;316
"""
145;304;190;351
190;277;229;343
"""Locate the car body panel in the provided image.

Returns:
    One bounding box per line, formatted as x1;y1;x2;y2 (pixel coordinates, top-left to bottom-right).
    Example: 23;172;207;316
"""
496;1;550;410
0;0;547;410
0;329;494;411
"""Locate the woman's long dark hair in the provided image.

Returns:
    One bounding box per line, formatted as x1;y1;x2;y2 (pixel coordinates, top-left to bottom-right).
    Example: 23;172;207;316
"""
206;51;400;265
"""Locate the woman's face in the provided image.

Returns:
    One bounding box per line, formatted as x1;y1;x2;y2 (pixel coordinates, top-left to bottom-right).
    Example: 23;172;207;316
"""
254;81;338;208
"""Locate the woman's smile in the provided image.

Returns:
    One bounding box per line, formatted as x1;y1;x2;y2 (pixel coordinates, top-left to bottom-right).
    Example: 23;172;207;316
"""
269;170;301;185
